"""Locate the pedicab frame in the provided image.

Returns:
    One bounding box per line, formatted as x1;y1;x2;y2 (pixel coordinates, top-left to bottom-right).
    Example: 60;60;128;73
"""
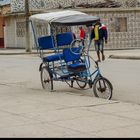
30;10;113;100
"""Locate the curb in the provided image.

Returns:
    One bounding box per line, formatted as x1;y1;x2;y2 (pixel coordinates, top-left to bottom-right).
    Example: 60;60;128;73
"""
0;50;55;55
109;55;140;60
0;52;38;55
1;51;140;60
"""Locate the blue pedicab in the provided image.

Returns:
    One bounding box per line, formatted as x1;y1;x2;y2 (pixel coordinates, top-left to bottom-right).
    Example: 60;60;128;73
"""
30;10;113;100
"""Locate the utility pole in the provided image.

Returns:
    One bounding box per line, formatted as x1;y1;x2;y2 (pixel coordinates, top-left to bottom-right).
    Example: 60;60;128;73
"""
25;0;31;52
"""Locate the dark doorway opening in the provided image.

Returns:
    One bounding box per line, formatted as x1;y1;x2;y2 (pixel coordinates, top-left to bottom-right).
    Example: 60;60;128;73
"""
0;38;4;48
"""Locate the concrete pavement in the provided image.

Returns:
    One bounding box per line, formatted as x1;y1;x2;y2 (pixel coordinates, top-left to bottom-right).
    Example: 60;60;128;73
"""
0;48;140;138
107;49;140;60
0;86;140;138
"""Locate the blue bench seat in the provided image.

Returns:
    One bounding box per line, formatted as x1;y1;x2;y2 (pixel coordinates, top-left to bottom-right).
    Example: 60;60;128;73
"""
67;62;87;73
63;48;87;73
38;35;64;62
38;32;74;63
43;54;64;63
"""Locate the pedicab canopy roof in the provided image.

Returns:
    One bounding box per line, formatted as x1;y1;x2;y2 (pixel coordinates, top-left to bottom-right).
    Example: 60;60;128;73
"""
30;10;100;26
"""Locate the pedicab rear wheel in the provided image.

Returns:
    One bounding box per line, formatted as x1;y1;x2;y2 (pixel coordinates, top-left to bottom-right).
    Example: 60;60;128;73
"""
76;77;87;89
41;66;53;92
93;77;113;100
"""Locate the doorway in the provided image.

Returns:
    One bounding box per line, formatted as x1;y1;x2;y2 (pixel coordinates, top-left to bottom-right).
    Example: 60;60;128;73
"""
0;16;4;48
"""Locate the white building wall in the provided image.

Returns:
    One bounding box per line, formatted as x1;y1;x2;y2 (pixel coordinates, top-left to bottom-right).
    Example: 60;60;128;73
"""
5;16;34;49
5;17;16;48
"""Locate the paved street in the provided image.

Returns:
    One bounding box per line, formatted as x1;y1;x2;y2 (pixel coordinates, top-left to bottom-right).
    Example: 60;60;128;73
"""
100;58;140;104
0;53;140;104
1;0;140;137
0;53;140;138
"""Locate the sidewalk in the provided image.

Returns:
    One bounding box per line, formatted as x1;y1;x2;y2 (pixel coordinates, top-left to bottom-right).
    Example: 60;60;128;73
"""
0;48;38;55
107;49;140;60
0;84;140;138
0;48;140;60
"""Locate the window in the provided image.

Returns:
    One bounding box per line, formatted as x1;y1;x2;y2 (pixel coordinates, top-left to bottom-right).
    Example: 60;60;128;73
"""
34;22;48;37
16;22;26;37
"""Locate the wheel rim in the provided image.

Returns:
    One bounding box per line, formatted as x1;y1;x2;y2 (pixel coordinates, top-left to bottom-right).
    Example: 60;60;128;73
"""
41;67;52;91
70;39;84;55
76;77;87;89
94;79;112;100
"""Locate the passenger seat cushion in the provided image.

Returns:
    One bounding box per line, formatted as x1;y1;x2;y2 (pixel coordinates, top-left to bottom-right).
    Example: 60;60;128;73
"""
68;62;87;72
56;32;74;47
43;54;64;62
38;36;54;50
63;48;81;63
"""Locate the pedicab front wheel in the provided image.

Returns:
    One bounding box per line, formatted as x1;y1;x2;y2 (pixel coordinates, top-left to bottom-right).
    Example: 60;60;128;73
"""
93;77;113;100
41;67;53;92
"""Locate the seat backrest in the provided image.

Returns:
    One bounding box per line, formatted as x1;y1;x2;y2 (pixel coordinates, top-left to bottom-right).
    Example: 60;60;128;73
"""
56;32;74;47
38;36;54;50
63;48;81;63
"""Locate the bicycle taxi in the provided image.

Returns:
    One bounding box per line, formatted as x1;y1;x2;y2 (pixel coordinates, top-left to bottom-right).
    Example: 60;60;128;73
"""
30;10;113;100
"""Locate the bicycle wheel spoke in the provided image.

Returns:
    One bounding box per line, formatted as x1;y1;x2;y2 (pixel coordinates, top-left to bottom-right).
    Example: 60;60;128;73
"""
41;67;53;91
93;77;112;100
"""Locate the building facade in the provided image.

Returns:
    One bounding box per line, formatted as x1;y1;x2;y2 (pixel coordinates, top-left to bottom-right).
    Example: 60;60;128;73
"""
86;8;140;49
0;16;4;48
1;0;140;49
10;0;140;12
0;0;10;48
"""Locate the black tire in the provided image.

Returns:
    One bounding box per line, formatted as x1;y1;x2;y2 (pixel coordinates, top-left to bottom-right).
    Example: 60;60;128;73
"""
76;77;87;89
93;77;113;100
40;67;53;92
